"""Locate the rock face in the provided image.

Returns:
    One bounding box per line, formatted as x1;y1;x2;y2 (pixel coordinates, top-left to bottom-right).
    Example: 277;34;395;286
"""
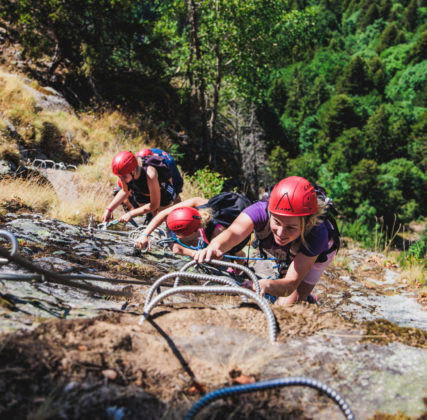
0;213;426;419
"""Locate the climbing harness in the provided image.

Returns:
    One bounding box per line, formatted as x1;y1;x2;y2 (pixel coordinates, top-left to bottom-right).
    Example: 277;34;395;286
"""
185;377;354;420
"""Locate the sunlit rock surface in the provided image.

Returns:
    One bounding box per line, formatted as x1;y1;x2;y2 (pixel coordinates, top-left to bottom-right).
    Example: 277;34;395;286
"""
0;213;426;419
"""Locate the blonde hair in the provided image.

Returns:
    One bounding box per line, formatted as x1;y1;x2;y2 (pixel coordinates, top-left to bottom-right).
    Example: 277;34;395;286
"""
299;198;328;251
199;207;214;229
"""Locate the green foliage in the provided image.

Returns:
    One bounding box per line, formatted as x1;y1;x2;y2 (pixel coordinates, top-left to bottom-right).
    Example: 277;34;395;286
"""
268;146;289;183
187;167;227;198
385;61;427;104
376;22;406;53
300;76;331;119
336;55;373;94
307;49;349;84
0;1;169;81
316;165;353;212
407;30;427;64
378;158;427;222
327;127;365;173
318;94;359;140
362;104;392;162
403;0;418;31
341;204;378;247
367;56;387;92
409;110;427;167
380;42;413;79
406;239;427;266
348;159;380;211
279;115;299;152
168;143;184;163
298;115;320;153
287;152;322;181
358;3;380;30
352;91;384;123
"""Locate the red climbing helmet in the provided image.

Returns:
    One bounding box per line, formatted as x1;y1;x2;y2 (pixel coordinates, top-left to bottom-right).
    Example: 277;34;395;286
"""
135;148;153;158
167;207;201;236
268;176;318;217
112;151;137;176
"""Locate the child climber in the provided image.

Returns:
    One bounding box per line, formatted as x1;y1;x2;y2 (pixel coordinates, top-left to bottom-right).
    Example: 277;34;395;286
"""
135;192;252;259
102;151;181;223
193;176;339;306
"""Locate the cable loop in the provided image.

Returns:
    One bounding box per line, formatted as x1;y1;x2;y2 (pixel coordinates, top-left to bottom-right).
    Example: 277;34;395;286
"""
184;376;355;420
140;285;277;344
0;230;19;266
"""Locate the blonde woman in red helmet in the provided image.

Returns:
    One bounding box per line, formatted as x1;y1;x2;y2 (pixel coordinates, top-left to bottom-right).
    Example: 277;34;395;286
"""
135;192;252;258
193;176;340;305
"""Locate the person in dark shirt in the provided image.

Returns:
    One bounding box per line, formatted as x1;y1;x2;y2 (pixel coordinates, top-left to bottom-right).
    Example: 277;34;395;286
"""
102;151;181;223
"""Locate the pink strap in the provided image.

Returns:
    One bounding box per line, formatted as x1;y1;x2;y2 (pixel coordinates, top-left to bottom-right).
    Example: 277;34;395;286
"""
199;228;209;244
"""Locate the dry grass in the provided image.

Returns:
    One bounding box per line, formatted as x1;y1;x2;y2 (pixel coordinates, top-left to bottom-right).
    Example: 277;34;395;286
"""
0;174;112;225
0;70;37;125
399;262;427;288
180;172;205;200
203;336;283;385
51;183;111;225
330;252;352;271
0;176;57;213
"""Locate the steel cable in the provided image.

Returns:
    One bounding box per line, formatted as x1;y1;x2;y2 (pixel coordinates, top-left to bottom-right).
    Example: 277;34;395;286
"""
184;376;354;420
139;285;277;344
176;259;260;294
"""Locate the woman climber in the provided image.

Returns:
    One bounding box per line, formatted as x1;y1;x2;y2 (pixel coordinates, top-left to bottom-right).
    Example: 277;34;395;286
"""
102;151;181;223
135;192;252;259
193;176;339;306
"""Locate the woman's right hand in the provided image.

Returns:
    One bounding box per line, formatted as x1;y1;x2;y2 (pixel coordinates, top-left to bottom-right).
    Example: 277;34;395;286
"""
135;235;151;251
193;245;223;263
102;208;112;222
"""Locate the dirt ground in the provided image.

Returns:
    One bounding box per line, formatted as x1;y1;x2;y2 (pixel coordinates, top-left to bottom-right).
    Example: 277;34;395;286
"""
0;287;352;420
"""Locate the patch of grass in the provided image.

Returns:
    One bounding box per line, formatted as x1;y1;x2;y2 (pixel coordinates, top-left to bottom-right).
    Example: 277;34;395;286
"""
362;319;427;349
330;252;353;271
0;138;20;164
0;176;57;213
49;176;111;225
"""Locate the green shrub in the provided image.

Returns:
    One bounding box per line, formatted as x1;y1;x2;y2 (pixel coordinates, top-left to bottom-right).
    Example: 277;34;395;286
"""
381;43;413;78
385;61;427;104
187;167;227;198
268;146;289;183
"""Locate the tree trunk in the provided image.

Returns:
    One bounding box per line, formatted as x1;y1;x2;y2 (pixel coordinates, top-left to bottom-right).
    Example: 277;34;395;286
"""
187;0;210;158
209;40;222;166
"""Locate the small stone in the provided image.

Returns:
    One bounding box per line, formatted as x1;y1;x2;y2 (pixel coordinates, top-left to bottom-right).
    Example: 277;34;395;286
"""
102;369;118;381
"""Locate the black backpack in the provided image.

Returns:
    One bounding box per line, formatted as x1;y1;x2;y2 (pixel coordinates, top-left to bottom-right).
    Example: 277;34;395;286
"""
197;192;252;239
141;155;173;184
311;183;341;255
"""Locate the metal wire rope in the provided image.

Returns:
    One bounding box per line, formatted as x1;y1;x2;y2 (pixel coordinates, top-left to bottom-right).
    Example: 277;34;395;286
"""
144;271;249;310
139;285;278;344
184;376;355;420
0;229;19;265
0;231;132;297
176;259;260;294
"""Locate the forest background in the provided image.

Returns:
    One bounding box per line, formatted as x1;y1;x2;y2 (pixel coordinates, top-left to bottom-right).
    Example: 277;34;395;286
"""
0;0;426;253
